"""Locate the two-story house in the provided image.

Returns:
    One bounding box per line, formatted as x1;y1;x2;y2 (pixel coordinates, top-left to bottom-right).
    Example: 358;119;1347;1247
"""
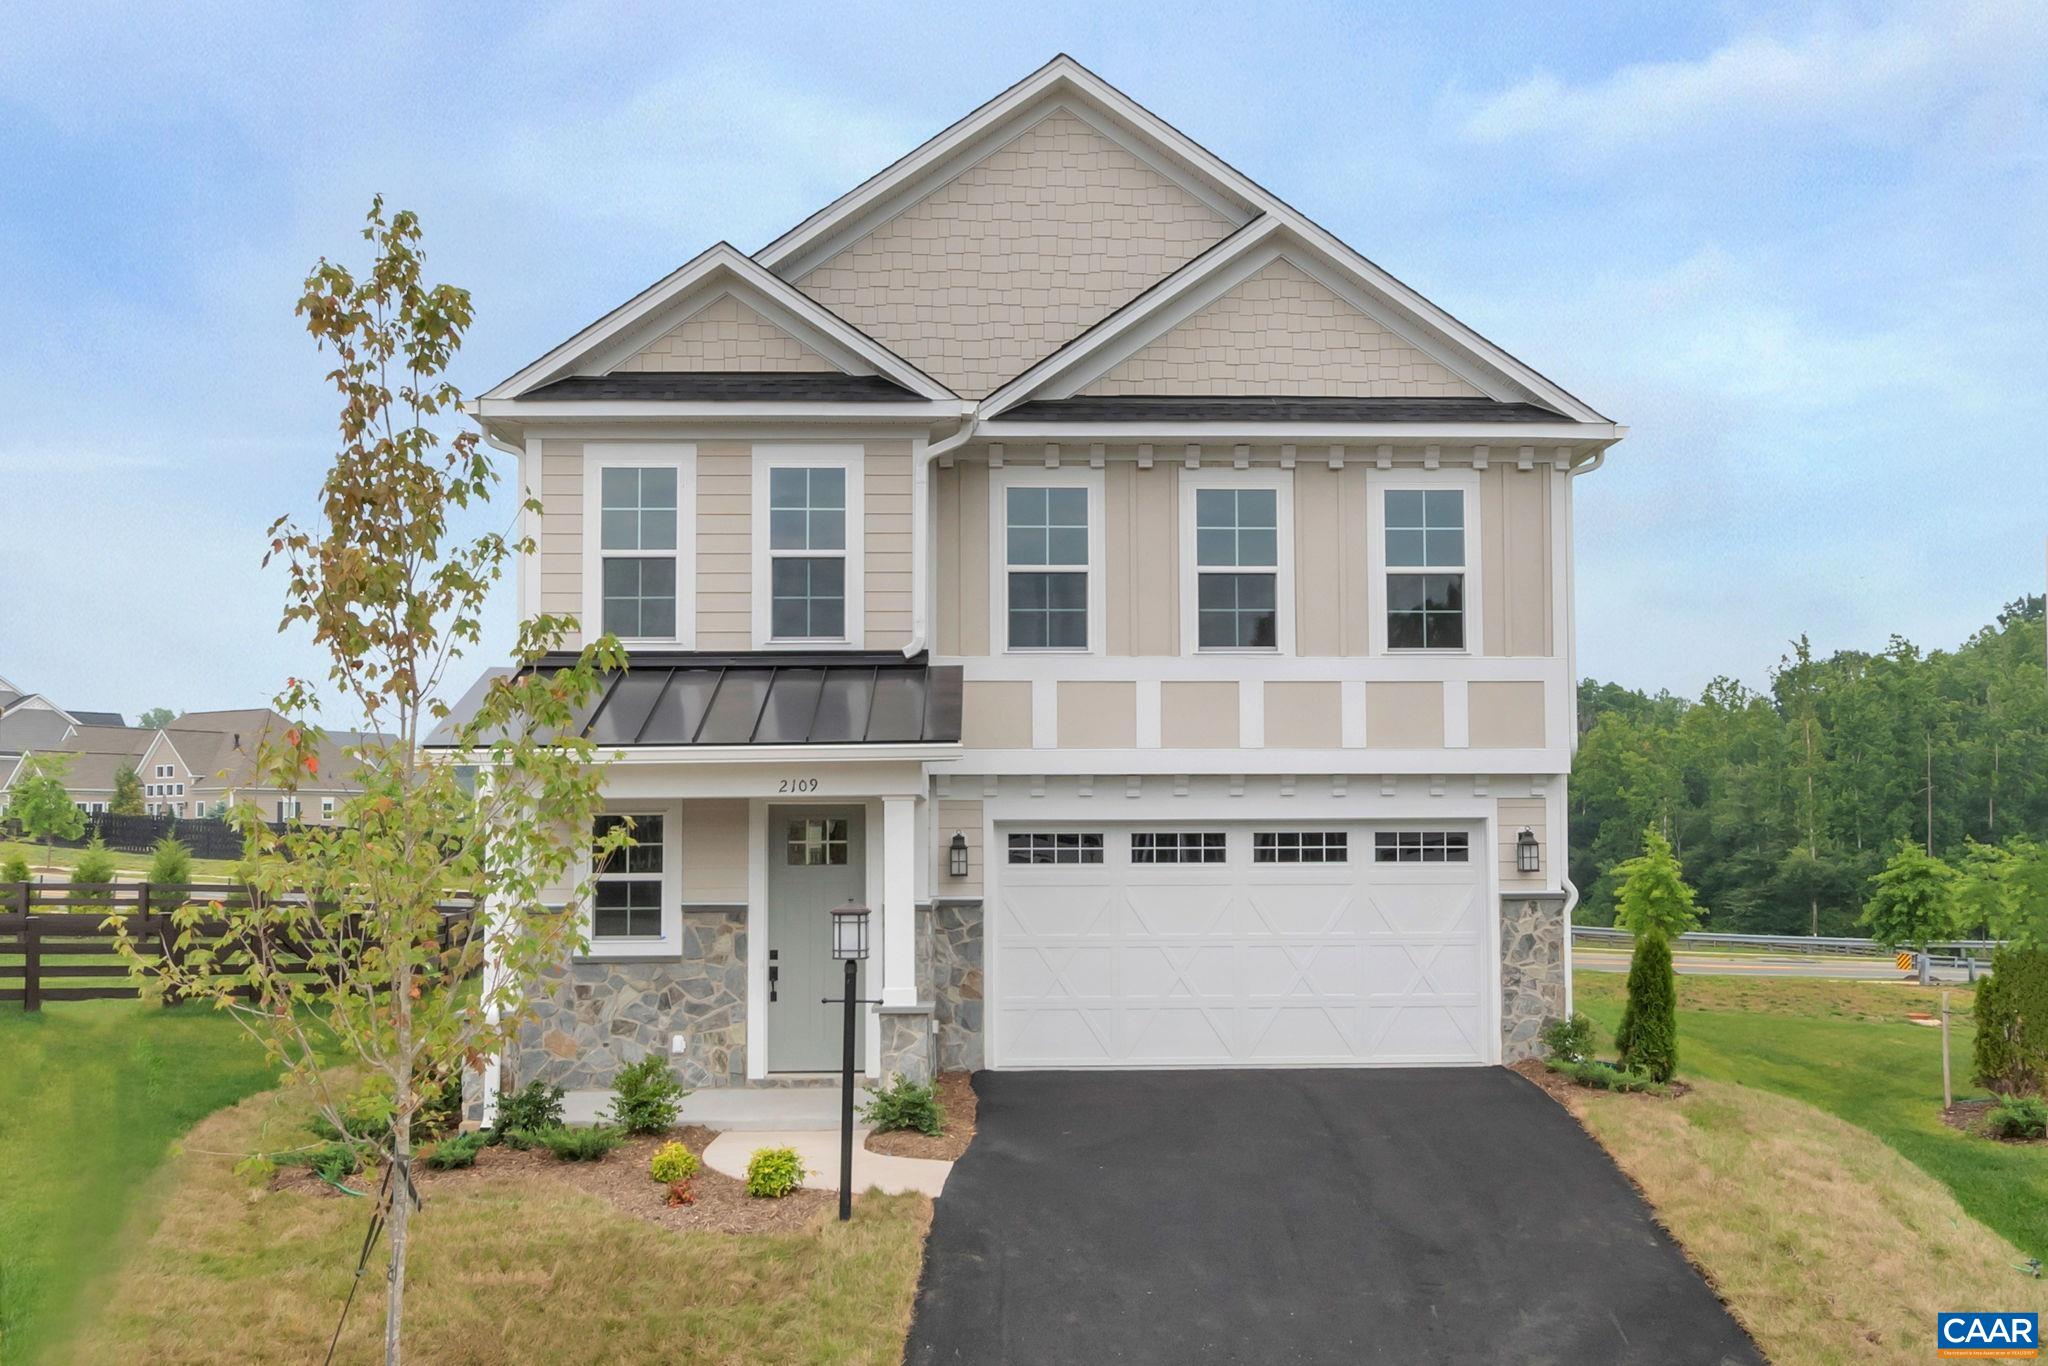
446;56;1622;1112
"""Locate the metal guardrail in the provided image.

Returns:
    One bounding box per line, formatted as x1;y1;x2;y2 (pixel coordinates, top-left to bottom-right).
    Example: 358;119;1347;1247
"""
1570;926;2001;958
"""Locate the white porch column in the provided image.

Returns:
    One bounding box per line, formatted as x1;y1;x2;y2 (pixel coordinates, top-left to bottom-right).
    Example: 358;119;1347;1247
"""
881;794;919;1007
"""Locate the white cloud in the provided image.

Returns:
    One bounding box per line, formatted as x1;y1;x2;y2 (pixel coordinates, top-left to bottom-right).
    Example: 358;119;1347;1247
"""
1462;4;2048;156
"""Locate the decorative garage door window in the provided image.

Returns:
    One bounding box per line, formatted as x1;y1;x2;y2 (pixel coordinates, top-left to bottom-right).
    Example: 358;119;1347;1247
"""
1130;831;1226;864
1007;832;1105;865
1373;830;1470;863
787;817;851;866
593;813;664;937
1252;830;1348;864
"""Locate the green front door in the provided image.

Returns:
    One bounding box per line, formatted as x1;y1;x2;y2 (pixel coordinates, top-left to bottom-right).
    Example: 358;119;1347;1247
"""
766;806;866;1072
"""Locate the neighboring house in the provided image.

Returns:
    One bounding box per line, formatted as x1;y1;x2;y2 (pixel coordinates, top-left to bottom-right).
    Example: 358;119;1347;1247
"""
443;56;1621;1103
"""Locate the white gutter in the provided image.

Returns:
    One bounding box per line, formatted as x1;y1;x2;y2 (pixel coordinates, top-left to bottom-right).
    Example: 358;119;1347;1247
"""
902;412;981;657
1561;875;1580;1017
1557;437;1615;1022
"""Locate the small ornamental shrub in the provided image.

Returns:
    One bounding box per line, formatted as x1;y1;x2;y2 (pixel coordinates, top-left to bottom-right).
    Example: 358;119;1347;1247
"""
0;853;29;884
70;838;118;895
859;1074;945;1136
650;1140;700;1184
745;1146;805;1198
525;1124;625;1162
1539;1014;1596;1064
425;1130;490;1169
1974;947;2048;1097
491;1080;566;1142
1546;1058;1666;1095
312;1077;396;1144
1615;932;1679;1083
280;1140;370;1183
417;1070;464;1139
604;1054;690;1135
146;835;193;888
1986;1094;2048;1141
665;1179;696;1207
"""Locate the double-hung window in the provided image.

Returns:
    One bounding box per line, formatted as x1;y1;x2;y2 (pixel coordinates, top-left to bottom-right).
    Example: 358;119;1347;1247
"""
1383;488;1466;650
1002;482;1094;650
592;813;664;938
585;445;693;646
769;467;847;640
1195;487;1279;649
753;447;861;646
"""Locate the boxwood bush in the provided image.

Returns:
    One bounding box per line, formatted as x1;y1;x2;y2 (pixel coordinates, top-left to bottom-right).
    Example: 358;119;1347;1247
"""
603;1054;689;1135
859;1074;946;1136
745;1146;805;1198
1975;947;2048;1097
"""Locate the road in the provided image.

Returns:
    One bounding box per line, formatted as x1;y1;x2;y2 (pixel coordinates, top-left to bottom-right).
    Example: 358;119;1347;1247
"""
1573;947;1977;983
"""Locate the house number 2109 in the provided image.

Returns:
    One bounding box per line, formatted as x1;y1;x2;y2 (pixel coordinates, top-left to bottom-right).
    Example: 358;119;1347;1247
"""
777;777;820;794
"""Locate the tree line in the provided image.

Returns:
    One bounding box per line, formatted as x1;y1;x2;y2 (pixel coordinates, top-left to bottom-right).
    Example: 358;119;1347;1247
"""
1571;594;2048;935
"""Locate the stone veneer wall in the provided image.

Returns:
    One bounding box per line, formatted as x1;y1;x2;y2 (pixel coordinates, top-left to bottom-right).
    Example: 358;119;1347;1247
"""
1499;893;1566;1062
932;901;985;1071
508;910;747;1092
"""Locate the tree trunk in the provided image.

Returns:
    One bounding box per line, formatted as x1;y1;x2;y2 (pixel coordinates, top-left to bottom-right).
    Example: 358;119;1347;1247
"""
384;1127;408;1366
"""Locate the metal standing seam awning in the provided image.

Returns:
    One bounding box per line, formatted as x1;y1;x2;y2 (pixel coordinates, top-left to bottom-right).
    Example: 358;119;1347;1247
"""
430;654;963;750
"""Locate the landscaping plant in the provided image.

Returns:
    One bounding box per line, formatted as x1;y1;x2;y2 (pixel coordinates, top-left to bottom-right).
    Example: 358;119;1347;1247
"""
1608;828;1693;1083
110;763;145;817
859;1074;946;1137
112;199;625;1365
1546;1058;1665;1094
664;1179;696;1207
649;1141;699;1185
4;753;85;872
1;852;29;884
423;1131;489;1170
491;1080;567;1141
146;835;193;889
1987;1095;2048;1141
1974;947;2048;1096
522;1125;625;1162
1539;1013;1596;1064
603;1054;690;1135
69;838;118;907
745;1146;805;1199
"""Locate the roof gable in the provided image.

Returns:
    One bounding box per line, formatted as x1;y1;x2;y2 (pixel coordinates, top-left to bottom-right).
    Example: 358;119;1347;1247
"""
612;293;837;374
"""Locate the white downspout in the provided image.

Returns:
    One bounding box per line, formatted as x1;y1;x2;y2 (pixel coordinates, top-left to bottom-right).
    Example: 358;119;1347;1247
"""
901;411;980;658
1559;441;1611;1020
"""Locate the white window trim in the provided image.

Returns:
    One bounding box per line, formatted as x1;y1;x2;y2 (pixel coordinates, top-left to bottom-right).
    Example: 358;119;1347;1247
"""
988;465;1107;657
278;797;300;820
581;443;698;650
585;800;682;958
751;444;864;648
1366;466;1482;657
1178;467;1295;656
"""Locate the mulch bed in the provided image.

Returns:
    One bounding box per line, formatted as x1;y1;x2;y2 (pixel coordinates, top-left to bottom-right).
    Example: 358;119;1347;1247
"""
1941;1098;2048;1145
269;1124;838;1234
1508;1057;1690;1103
864;1070;978;1161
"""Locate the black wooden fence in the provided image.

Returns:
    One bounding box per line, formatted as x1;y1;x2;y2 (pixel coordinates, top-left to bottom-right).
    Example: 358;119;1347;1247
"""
0;882;479;1010
7;812;295;861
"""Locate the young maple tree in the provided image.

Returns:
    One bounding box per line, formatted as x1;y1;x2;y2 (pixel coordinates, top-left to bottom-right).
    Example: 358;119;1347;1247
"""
118;199;623;1364
5;753;86;871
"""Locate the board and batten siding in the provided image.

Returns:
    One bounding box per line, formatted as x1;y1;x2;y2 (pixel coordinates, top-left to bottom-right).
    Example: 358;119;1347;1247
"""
864;440;914;650
1497;796;1548;890
936;798;985;896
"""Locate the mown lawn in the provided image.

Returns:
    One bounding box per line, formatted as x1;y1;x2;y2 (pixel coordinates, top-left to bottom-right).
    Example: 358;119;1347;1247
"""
1575;969;2048;1265
0;1001;282;1362
2;839;243;881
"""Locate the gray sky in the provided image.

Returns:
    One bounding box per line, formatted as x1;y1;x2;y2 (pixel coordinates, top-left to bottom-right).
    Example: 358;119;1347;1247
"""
3;1;2043;725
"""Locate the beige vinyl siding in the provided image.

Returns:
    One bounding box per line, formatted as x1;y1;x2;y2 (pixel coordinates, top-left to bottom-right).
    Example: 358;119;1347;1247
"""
539;441;584;647
1160;681;1239;749
1057;682;1137;748
864;441;913;649
937;798;985;896
1291;461;1345;656
696;443;752;650
1104;461;1178;655
1479;463;1553;657
1365;682;1443;748
1498;797;1547;890
1262;681;1342;748
1082;259;1481;398
934;461;990;656
796;111;1235;397
613;295;835;373
962;681;1032;749
1469;681;1547;749
681;799;749;903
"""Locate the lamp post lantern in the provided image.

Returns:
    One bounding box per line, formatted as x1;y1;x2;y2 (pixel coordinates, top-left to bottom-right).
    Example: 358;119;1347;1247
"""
825;902;873;1221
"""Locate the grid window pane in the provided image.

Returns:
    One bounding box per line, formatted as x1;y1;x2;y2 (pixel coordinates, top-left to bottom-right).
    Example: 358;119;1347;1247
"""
1387;572;1464;650
1006;484;1089;648
1372;831;1471;864
1009;572;1087;649
1195;488;1278;567
786;818;851;866
771;557;845;638
1197;572;1277;648
1129;831;1227;865
592;813;665;938
1006;487;1087;566
600;467;677;551
601;557;677;638
768;467;846;551
1253;831;1348;864
1006;832;1105;865
1384;488;1464;567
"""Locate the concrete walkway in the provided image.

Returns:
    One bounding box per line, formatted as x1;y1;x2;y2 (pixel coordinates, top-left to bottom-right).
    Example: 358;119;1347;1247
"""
702;1127;952;1196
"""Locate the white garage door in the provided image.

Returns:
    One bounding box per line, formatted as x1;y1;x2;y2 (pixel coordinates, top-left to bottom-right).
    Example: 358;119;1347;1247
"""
991;824;1490;1068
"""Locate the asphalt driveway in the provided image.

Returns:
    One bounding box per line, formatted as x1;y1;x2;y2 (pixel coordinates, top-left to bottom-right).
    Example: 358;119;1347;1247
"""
905;1069;1760;1365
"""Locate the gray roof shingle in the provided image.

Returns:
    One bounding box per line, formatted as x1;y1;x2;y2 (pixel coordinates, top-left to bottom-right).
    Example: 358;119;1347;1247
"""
994;396;1574;423
519;372;922;403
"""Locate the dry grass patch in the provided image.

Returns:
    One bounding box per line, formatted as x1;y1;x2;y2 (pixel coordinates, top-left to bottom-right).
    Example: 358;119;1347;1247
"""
1574;969;1971;1022
1565;1078;2046;1364
64;1085;930;1364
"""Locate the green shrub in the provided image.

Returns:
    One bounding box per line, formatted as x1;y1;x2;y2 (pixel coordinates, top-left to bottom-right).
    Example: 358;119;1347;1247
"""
279;1140;370;1183
1975;947;2048;1096
649;1140;700;1184
1540;1013;1596;1064
1987;1095;2048;1141
311;1077;396;1144
603;1054;689;1135
745;1146;805;1198
859;1073;946;1136
146;835;193;887
416;1070;464;1139
490;1080;566;1142
1615;932;1678;1082
523;1124;625;1162
1546;1058;1666;1094
424;1130;490;1169
1;852;29;884
70;838;117;895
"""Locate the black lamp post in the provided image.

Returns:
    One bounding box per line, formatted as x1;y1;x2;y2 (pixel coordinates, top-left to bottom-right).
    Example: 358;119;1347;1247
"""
825;902;874;1221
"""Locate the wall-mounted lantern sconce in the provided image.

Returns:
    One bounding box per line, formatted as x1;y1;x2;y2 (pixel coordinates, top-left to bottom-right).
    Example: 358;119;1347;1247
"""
1516;828;1541;875
948;832;970;878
